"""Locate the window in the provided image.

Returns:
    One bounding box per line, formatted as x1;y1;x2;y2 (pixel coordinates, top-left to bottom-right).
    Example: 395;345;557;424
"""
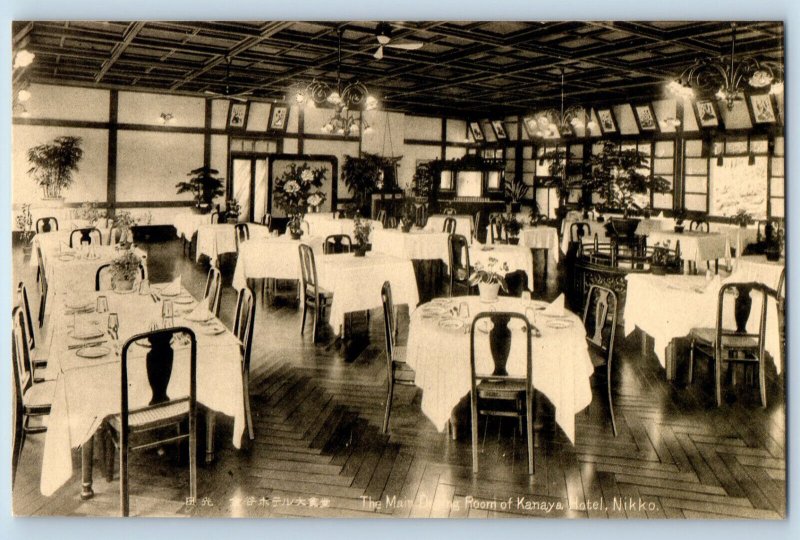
683;139;708;212
456;171;482;197
439;170;454;192
709;156;768;219
771;136;785;218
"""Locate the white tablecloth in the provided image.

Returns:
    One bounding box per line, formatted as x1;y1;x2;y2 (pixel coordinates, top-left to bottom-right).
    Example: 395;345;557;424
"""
173;213;212;240
232;235;325;289
635;217;674;236
40;287;245;496
732;255;785;289
195;223;270;263
302;215;380;243
623;273;781;374
370;229;450;262
425;214;474;238
713;225;759;256
316;252;419;335
30;229;113;268
470;244;535;291
405;296;594;443
648;230;731;268
516;226;560;270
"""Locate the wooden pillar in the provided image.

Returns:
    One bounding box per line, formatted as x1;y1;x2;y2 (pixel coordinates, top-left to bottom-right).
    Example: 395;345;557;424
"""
106;90;118;217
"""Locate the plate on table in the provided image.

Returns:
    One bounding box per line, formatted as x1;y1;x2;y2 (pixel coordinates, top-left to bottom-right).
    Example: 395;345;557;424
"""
159;289;181;298
65;299;93;310
173;295;195;305
58;254;75;262
76;345;111;359
185;311;214;323
429;298;452;305
421;304;449;316
200;322;226;336
68;327;105;340
438;318;464;332
545;319;574;329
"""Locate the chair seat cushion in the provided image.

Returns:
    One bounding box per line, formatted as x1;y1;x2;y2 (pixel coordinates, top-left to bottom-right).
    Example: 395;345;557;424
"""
24;380;55;408
108;401;189;430
477;379;527;399
691;328;760;349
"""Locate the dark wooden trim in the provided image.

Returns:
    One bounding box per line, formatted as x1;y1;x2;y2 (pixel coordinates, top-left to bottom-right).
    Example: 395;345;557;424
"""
107;90;119;211
203;99;212;169
297;106;305;155
13;117;110;130
440;117;447;160
115;201;195;208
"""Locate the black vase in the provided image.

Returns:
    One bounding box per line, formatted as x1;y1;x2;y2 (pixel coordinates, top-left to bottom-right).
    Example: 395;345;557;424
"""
146;335;174;406
489;315;512;377
734;285;753;334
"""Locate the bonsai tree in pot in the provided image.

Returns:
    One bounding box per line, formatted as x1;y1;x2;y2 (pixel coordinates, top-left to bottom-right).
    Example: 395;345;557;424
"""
176;166;225;214
504;176;530;213
27;136;84;200
15;203;34;256
110;250;143;292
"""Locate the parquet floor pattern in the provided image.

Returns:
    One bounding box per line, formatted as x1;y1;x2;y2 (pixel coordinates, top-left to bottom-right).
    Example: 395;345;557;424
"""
11;240;786;518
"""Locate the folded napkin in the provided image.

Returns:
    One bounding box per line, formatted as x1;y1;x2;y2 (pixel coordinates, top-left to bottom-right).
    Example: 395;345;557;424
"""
544;293;565;317
657;211;665;219
161;276;182;296
185;297;212;322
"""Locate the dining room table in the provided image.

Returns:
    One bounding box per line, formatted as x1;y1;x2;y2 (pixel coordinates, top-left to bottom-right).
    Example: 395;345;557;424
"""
486;225;559;278
30;227;115;271
231;233;325;290
712;224;759;257
647;230;731;272
315;251;420;336
173;212;213;242
424;214;474;239
194;222;270;264
39;284;246;498
404;295;594;444
302;214;381;242
370;228;450;262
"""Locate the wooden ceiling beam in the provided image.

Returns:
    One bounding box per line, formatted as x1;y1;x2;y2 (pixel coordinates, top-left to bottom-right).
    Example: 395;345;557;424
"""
95;21;146;83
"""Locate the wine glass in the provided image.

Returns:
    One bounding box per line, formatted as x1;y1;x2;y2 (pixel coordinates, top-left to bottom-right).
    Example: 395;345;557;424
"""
96;295;108;314
162;299;174;328
458;301;471;334
108;313;119;340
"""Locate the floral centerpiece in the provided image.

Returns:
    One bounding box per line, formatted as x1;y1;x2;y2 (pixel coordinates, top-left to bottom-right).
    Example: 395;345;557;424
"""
732;208;753;228
503;213;523;244
469;257;509;302
113;210;137;246
273;163;327;238
353;214;372;256
225;199;241;223
400;200;416;232
110;250;142;291
75;201;106;226
16;203;34;255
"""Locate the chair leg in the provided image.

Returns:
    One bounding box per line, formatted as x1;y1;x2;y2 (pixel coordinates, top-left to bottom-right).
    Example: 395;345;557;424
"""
688;340;695;384
526;392;535;475
714;356;723;407
120;446;129;517
382;376;394;434
12;422;25;489
607;362;617;437
470;394;479;475
758;361;767;408
300;303;308;334
311;302;319;342
189;421;197;506
38;293;46;328
243;376;254;440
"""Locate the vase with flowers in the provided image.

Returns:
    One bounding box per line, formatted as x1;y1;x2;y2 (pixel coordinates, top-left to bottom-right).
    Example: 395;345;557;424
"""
353;214;371;257
469;257;509;303
113;210;137;247
16;203;34;257
732;208;753;229
503;213;523;245
110;250;142;292
273;163;327;239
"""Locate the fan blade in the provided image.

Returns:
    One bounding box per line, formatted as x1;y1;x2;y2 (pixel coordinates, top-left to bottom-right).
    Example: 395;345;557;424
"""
387;42;423;50
373;46;384;60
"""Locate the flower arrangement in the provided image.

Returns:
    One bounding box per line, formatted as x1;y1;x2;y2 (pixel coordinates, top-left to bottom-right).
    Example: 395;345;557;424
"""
113;210;137;245
273;163;327;232
503;213;523;238
353;214;372;256
732;208;753;227
75;201;105;225
400;200;416;232
469;257;509;291
15;203;34;246
225;198;241;222
110;250;142;288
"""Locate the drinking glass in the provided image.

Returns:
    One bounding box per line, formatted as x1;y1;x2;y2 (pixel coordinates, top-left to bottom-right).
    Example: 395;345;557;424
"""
162;299;174;328
96;295;108;314
521;291;532;303
458;301;470;319
108;313;119;340
139;278;150;296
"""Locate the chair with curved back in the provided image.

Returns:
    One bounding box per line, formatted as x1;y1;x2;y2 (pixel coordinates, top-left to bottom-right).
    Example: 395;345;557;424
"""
35;245;48;328
12;307;54;436
443;217;457;235
95;263;147;291
104;327;198;516
414;204;428;228
107;226;124;246
69;227;102;247
234;223;250;250
688;281;771;407
323;234;352;254
298;243;333;341
35;217;59;234
689;219;710;233
442;207;457;216
261;213;272;231
448;234;472;297
776;269;786;370
469;311;534;475
233;287;256;440
203;265;222;317
385;216;398;229
489;216;507;244
381;281;415;434
210;211;220;224
583;285;619;436
569;222;592;243
473;211;483;243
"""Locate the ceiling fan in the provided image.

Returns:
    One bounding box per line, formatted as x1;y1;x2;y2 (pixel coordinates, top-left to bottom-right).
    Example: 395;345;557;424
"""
372;22;423;60
203;57;253;101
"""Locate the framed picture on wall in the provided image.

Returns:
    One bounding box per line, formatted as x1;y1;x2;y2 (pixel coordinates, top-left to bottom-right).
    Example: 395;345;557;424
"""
522;116;538;139
268;104;290;132
694;99;720;128
227;101;249;130
490;120;508;140
468;121;485;142
632;102;659;132
596;108;617;134
749;93;777;124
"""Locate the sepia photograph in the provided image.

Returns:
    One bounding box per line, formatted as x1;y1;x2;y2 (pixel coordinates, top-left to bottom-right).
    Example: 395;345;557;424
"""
9;17;787;522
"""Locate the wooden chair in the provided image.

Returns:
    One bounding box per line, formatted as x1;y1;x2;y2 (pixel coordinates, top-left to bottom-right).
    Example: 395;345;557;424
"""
690;219;710;232
689;282;770;407
234;223;249;250
261;213;272;230
17;282;53;382
210;211;220;224
299;243;333;341
489;216;507;244
95;263;147;291
381;281;415;434
776;269;785;368
69;227;102;247
473;211;483;243
443;216;457;235
301;219;311;236
203;266;222;317
323;234;352;254
107;226;124;246
385;216;398;229
233;287;256;440
105;327;198;516
414;204;428;228
35;217;59;234
469;311;534;475
12;353;24;488
12;307;54;436
442;207;457;216
36;245;48;328
569;222;592;243
377;209;387;227
448;234;472;297
583;285;619;436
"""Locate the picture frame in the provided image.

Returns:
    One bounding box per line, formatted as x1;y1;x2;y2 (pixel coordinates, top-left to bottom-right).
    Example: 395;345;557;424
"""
748;93;778;124
694;99;720;128
490;120;508;141
596;108;617;134
522;116;539;139
468;121;485;142
268;104;290;132
227;101;249;130
632;102;659;132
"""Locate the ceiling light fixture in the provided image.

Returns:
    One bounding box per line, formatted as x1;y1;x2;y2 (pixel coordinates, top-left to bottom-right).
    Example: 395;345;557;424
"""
13;49;35;69
668;22;784;110
531;67;595;138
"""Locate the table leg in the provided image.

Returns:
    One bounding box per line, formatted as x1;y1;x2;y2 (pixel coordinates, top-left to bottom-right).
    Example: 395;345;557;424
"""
543;249;549;283
205;411;216;464
80;437;94;500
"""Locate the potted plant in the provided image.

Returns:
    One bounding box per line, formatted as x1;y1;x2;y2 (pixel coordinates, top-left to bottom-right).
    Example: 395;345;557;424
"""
650;240;676;275
503;213;523;245
412;162;435;199
528;204;545;226
504;176;530;213
15;204;34;256
110;250;142;292
469;258;509;303
400;200;415;233
27;136;84;200
732;208;753;228
273;162;327;239
176;166;225;214
353;214;371;256
765;224;784;261
673;208;687;233
342;153;401;217
75;200;106;227
224;199;241;223
538;148;585;228
113;210;137;246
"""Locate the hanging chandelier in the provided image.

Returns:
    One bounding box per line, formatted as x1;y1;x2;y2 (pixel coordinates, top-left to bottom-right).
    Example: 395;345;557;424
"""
531;67;595;138
292;28;378;136
667;22;784;110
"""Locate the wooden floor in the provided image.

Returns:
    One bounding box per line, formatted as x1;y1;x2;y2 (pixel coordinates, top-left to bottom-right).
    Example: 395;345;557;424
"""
12;237;786;518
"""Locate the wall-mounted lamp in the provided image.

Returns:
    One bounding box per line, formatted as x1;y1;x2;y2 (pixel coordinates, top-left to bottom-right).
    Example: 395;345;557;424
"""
18;89;31;102
159;112;175;124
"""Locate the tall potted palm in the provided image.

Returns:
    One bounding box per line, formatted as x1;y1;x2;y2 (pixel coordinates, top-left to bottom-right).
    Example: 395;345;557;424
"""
27;136;84;200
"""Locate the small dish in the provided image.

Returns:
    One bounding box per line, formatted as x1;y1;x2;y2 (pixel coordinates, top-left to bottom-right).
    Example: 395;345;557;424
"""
76;345;111;359
173;295;195;305
438;318;464;332
68;328;105;340
201;323;226;336
421;305;448;316
545;319;573;329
